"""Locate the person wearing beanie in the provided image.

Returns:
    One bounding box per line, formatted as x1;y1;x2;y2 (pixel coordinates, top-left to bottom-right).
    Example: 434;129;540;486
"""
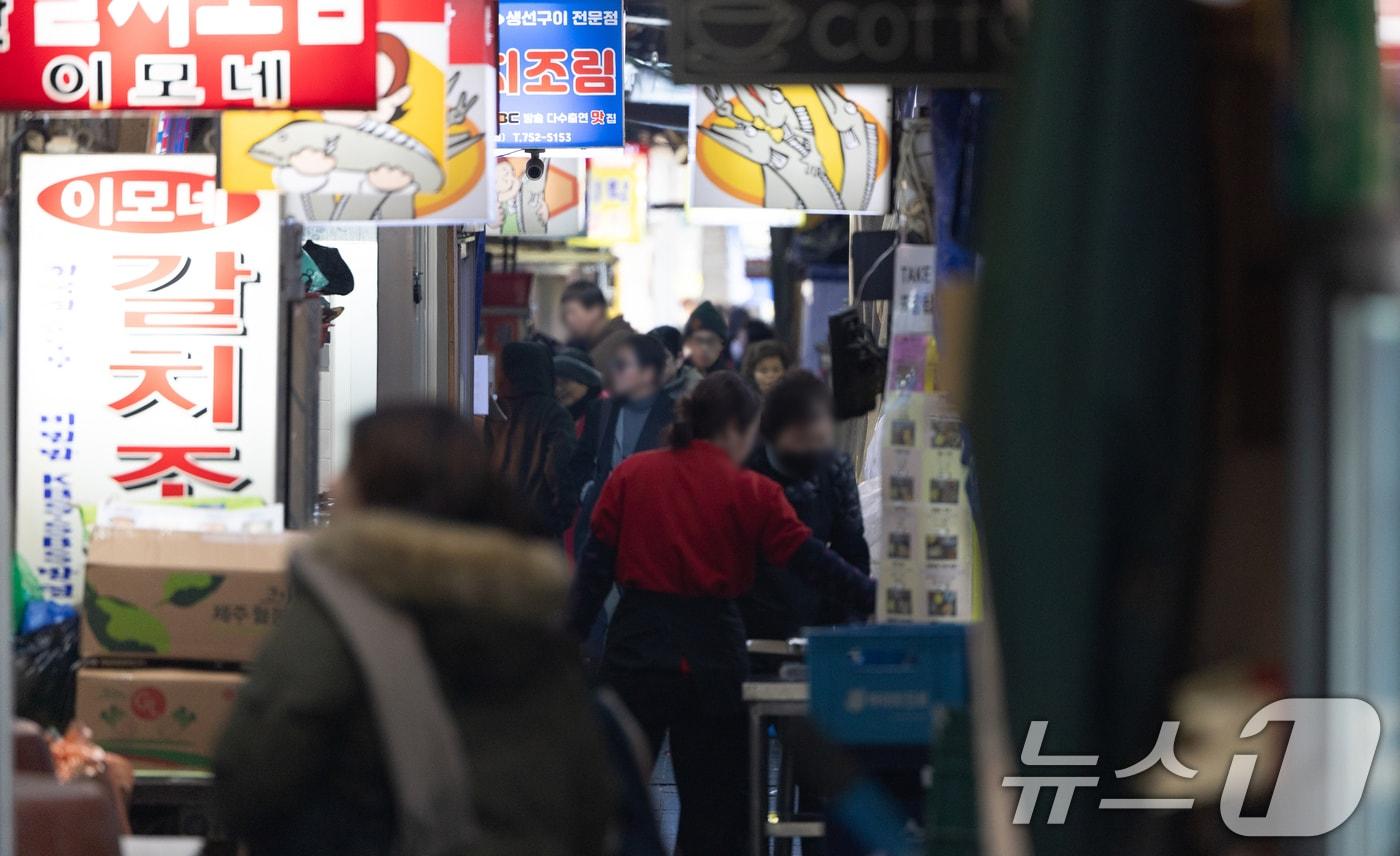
649;324;701;397
553;347;604;426
682;300;733;375
648;325;682;360
744;319;776;347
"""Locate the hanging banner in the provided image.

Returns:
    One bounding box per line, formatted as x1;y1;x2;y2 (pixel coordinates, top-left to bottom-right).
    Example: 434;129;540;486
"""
689;83;892;214
16;154;281;602
667;0;1020;86
577;145;646;246
488;155;585;237
439;0;498;220
496;0;625;150
221;0;494;223
0;0;377;110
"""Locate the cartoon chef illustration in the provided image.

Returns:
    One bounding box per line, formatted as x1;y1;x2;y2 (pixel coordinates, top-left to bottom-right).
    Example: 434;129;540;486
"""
495;158;550;235
247;33;446;222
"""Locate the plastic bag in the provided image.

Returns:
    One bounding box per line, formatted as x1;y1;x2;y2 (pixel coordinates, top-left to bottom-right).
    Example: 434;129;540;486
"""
21;599;78;634
860;413;885;579
11;553;43;632
14;616;80;730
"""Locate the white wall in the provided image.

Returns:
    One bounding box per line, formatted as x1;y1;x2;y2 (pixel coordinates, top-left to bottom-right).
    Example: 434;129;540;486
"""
305;234;380;489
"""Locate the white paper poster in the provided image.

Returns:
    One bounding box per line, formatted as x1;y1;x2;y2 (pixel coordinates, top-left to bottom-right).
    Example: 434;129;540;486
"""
888;243;937;391
689;84;893;214
16;154;282;601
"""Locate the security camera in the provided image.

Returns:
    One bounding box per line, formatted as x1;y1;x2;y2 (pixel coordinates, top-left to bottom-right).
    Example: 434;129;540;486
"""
524;148;546;180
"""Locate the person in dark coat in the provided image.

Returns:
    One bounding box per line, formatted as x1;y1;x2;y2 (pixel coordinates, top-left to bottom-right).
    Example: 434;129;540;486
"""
560;280;635;383
215;405;616;856
682;300;733;375
484;341;579;537
742;369;871;643
649;324;702;398
568;372;875;855
554;347;604;557
570;333;675;559
554;347;604;426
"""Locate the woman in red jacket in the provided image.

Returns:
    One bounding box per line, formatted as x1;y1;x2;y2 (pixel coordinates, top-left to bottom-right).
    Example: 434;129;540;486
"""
569;371;874;855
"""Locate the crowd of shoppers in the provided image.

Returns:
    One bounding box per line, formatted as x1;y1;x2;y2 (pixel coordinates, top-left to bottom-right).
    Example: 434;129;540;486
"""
215;286;873;856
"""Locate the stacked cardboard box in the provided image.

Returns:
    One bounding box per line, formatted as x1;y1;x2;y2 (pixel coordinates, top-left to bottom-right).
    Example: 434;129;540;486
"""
76;528;302;772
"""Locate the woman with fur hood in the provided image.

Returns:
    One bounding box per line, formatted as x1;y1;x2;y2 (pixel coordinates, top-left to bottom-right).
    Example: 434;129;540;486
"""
215;405;621;856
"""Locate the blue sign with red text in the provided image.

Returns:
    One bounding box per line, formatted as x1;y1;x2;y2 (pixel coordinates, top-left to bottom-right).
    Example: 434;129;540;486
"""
496;0;625;149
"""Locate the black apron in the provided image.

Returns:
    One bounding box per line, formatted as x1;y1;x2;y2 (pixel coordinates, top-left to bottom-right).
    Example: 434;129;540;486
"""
603;588;747;715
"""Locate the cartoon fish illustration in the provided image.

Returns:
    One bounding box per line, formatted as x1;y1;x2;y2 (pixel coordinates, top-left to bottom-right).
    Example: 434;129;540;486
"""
249;119;446;221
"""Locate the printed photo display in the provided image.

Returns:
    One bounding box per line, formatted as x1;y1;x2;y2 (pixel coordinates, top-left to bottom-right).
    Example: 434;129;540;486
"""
878;391;974;622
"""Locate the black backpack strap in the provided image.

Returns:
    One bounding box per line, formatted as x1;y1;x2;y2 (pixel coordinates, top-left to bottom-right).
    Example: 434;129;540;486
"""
295;555;479;856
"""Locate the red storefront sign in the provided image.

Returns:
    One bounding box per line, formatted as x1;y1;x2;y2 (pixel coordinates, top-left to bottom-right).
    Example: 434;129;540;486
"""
0;0;379;110
448;0;493;64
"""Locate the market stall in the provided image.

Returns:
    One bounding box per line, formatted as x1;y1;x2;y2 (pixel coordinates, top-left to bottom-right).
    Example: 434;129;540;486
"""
0;1;1012;854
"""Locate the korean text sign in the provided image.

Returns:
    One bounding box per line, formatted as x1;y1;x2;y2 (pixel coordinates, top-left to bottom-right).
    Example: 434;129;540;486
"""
0;0;377;110
497;0;624;149
16;154;282;602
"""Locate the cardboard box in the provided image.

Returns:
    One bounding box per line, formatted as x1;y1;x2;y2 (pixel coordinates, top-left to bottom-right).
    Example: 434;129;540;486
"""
82;529;301;664
76;668;243;772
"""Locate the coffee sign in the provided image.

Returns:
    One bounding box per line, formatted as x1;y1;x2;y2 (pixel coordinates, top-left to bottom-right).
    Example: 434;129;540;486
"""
668;0;1021;85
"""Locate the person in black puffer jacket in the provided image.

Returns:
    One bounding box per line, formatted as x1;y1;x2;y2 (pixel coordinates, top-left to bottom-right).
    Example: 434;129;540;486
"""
742;370;871;649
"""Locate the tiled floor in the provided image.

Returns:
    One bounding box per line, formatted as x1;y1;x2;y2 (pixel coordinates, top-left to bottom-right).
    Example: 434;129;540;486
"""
650;739;681;850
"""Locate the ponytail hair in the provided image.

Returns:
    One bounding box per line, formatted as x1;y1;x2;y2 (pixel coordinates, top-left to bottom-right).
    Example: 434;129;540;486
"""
669;371;760;449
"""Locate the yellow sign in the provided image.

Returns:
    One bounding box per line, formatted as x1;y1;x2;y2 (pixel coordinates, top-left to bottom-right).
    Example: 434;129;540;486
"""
221;25;493;223
690;84;892;215
576;147;647;246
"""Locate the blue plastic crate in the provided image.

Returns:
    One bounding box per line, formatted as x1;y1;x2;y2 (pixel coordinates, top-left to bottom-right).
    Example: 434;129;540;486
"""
806;624;969;745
